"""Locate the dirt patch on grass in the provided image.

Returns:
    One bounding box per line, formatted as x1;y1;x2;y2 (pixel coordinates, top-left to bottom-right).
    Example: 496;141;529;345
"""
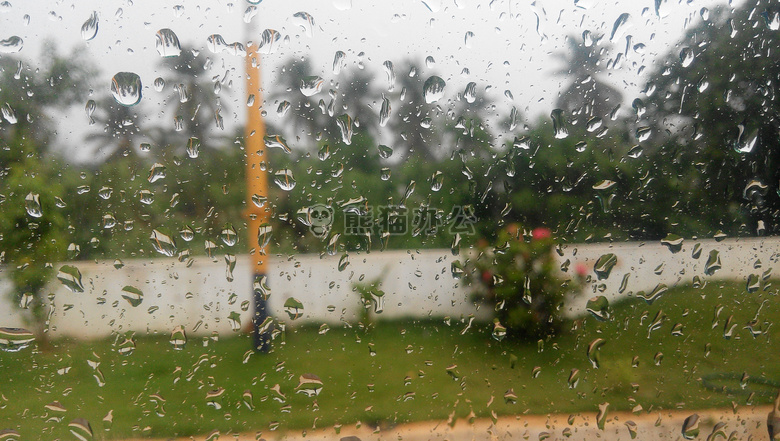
127;405;772;441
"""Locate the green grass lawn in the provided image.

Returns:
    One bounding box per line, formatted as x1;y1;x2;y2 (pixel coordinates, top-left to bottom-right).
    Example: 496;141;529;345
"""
1;281;778;440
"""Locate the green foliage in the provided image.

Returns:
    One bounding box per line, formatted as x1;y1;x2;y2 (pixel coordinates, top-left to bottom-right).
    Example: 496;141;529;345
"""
0;46;93;330
465;225;576;340
645;0;780;236
0;153;67;328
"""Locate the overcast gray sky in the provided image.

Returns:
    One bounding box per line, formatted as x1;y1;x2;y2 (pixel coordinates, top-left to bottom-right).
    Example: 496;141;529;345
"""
2;0;735;161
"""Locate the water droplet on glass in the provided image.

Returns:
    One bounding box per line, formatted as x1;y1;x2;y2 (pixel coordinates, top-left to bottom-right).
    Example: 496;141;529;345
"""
661;233;683;253
155;28;181;57
625;421;638;439
707;423;727;441
1;103;17;124
68;418;93;441
170;325;186;350
138;189;154;205
203;240;217;259
226;310;241;331
594;253;617;280
243;5;258;23
585;117;602;133
379;96;391;127
597;403;609;430
423;76;445;104
0;327;35;352
150;229;177;257
110;72;142;106
338;253;350;271
57;265;84;293
256;224;273;254
681;414;700;440
705;250;721;276
492;320;507;341
763;10;780;30
632;98;646;118
0;100;19;124
635;126;652;142
295;374;323;397
504;389;518;404
276;100;290;116
251;194;267;208
380;167;391;180
377;144;394;159
273;169;296;191
238;389;255;410
121;285;144;307
550;108;569;139
336;114;353;145
463;82;477;103
586;296;610;321
593;180;617;212
430;171;443;192
206;34;227;53
225;254;237;282
186;137;200;159
0;36;23;53
145;163;165;184
733;124;758;154
300;75;324;97
293;12;315;37
587;338;605;368
746;274;760;293
332;50;346;74
259;29;281;54
284;297;304;320
153;77;165;92
689;243;702;259
464;31;474;48
627;145;643;158
265;135;291;154
220;224;238;247
639;283;668;304
24;192;42;217
610;13;631;42
117;337;135;355
382;60;396;92
19;292;33;310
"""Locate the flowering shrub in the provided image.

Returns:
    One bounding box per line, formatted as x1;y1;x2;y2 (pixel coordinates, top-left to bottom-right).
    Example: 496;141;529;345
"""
467;225;574;340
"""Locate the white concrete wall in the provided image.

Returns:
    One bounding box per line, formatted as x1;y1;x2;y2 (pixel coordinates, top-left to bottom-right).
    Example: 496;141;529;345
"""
0;238;776;339
0;249;482;339
557;237;780;315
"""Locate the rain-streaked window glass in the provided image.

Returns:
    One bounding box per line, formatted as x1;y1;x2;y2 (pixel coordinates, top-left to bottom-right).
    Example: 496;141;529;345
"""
1;0;779;440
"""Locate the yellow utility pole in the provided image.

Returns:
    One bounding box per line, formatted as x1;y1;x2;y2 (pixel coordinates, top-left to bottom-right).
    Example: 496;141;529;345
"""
245;41;272;352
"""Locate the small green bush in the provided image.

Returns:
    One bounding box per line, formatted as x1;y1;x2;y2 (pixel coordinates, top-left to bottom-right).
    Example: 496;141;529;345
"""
466;225;576;340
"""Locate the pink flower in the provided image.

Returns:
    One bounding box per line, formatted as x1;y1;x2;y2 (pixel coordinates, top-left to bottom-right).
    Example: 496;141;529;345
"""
532;227;552;241
575;263;588;277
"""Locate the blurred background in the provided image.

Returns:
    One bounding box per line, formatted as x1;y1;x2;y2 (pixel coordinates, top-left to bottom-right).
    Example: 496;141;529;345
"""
1;0;780;439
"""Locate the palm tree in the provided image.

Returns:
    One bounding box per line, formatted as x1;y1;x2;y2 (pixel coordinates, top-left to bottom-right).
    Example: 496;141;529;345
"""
553;35;623;120
84;96;143;161
152;46;225;154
